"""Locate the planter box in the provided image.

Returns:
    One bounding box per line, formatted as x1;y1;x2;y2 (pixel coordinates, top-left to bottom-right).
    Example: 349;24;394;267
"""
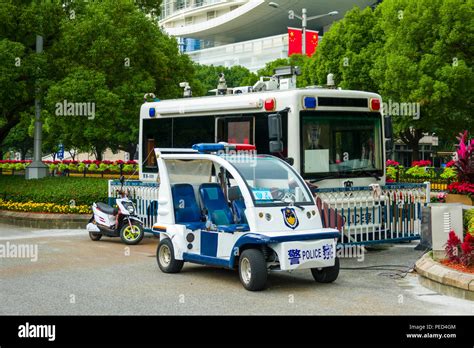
446;193;473;206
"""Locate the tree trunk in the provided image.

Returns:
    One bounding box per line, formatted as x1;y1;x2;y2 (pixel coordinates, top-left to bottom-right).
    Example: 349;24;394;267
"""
126;143;137;161
94;147;104;161
398;128;424;164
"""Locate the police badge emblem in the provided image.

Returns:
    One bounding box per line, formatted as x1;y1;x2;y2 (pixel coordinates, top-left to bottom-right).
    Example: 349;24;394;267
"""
281;207;299;229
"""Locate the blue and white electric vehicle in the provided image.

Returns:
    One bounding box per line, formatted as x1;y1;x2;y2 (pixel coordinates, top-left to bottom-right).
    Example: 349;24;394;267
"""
154;143;340;291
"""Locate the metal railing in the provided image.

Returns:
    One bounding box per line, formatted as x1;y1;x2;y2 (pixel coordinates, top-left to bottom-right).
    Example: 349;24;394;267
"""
314;183;429;245
108;180;429;244
109;180;160;232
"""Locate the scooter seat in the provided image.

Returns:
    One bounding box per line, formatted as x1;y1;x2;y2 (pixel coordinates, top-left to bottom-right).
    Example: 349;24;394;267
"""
97;202;118;215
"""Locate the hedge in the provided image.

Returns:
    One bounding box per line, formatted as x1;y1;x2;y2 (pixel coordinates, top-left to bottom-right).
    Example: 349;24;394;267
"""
0;176;108;206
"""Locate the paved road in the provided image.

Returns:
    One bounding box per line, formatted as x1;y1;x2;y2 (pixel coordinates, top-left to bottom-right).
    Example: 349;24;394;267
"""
0;224;473;315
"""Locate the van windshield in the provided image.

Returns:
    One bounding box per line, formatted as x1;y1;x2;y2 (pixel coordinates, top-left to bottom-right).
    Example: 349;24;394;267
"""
225;155;313;206
301;111;383;179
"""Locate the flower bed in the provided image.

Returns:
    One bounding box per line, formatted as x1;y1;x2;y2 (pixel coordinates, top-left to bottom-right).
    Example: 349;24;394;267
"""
0;199;91;214
0;159;138;175
440;260;474;274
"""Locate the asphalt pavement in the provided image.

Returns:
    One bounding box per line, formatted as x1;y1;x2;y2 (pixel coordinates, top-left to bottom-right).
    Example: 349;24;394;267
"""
0;223;473;315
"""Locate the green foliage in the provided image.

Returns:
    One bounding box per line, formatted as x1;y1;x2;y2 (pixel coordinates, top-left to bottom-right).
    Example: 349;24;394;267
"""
464;208;474;233
258;55;311;88
305;7;381;92
192;64;257;96
298;0;473;160
0;176;108;205
372;0;473;141
386;166;398;181
440;167;457;180
405;165;430;179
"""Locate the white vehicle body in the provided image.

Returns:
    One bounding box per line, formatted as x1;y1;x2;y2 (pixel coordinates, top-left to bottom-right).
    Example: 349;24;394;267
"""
153;146;339;273
139;87;387;189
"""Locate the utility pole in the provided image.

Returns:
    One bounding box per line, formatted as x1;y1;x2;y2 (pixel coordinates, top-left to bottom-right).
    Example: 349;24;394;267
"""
25;35;48;179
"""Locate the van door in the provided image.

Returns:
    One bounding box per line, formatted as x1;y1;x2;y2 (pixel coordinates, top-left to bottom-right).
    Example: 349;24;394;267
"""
216;116;254;144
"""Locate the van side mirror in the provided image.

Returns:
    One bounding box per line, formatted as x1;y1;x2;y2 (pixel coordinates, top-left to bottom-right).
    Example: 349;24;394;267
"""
268;113;283;153
384;115;393;139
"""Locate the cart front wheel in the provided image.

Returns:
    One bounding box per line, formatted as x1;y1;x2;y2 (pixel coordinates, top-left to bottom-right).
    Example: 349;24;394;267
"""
311;257;340;283
239;249;267;291
157;238;184;273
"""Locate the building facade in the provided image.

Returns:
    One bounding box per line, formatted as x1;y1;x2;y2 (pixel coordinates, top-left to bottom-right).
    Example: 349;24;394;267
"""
159;0;378;71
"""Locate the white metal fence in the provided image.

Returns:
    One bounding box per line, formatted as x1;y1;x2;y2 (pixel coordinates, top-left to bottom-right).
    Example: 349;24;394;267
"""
109;180;160;231
108;180;429;243
313;183;429;245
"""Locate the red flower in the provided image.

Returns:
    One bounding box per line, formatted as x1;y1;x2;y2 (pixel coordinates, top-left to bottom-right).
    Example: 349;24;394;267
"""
461;241;473;254
386;160;400;167
446;160;455;167
411;160;431;167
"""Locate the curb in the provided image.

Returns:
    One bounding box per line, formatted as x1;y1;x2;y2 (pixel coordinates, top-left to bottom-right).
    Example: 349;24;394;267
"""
0;210;89;229
415;253;474;301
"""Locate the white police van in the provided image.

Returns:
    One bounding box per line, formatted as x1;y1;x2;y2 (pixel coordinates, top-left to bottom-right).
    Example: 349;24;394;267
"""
153;143;340;291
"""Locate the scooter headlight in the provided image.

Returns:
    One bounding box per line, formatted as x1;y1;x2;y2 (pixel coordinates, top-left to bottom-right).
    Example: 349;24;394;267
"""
126;205;135;214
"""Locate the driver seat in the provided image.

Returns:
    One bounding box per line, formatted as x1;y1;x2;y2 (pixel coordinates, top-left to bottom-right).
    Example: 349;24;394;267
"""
199;183;249;233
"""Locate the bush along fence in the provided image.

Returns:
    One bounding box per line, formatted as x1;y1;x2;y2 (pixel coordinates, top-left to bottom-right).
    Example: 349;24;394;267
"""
386;160;456;192
0;160;139;178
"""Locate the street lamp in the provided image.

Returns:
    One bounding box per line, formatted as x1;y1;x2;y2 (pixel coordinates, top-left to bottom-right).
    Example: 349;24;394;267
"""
268;2;338;55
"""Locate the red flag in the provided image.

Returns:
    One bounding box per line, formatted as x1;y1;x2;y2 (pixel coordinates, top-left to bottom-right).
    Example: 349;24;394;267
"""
288;27;302;56
305;29;319;57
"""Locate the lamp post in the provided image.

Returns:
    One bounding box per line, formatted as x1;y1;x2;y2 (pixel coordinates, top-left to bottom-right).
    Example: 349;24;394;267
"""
25;35;48;179
269;2;338;56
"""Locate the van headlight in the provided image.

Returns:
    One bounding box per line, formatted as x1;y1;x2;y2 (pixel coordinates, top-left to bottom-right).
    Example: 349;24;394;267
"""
126;205;135;214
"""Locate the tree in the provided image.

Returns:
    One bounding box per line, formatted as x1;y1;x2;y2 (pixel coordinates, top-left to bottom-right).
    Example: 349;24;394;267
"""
300;0;473;161
1;113;34;160
0;1;64;154
43;0;195;159
257;55;311;88
304;6;381;92
371;0;473;160
192;64;257;96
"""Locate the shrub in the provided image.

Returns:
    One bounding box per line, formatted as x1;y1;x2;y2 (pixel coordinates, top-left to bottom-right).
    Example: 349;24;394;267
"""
0;176;108;206
445;230;474;267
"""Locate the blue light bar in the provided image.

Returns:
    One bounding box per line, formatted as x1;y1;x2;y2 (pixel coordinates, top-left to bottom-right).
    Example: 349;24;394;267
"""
192;143;225;153
304;97;317;109
149;107;156;117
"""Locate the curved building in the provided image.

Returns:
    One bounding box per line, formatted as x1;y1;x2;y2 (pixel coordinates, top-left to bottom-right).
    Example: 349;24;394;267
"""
159;0;379;71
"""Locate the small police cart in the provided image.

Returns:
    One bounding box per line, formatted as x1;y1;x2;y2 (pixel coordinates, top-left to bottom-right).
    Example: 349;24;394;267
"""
154;143;340;291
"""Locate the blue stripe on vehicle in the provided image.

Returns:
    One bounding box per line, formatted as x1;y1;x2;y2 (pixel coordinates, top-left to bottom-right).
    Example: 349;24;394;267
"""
201;231;218;257
183;253;230;268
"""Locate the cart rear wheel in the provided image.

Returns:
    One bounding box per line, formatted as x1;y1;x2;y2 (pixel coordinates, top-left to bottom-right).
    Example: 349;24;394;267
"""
157;238;184;273
311;257;340;283
239;249;267;291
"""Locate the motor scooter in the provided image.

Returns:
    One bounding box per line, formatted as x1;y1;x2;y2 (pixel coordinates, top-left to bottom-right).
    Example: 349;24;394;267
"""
86;176;144;245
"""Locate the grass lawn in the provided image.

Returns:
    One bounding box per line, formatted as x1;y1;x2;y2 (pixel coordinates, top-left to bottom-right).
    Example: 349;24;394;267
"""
0;175;108;205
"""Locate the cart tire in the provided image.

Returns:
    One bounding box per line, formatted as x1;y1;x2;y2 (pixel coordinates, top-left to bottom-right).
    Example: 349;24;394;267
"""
89;232;102;241
157;238;184;273
120;221;144;245
239;249;268;291
311;257;340;283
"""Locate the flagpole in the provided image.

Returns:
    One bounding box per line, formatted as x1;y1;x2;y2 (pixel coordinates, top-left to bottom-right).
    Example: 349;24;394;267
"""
302;8;307;56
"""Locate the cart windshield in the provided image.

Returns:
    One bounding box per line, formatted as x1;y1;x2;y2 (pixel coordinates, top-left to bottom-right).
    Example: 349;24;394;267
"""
225;155;313;206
